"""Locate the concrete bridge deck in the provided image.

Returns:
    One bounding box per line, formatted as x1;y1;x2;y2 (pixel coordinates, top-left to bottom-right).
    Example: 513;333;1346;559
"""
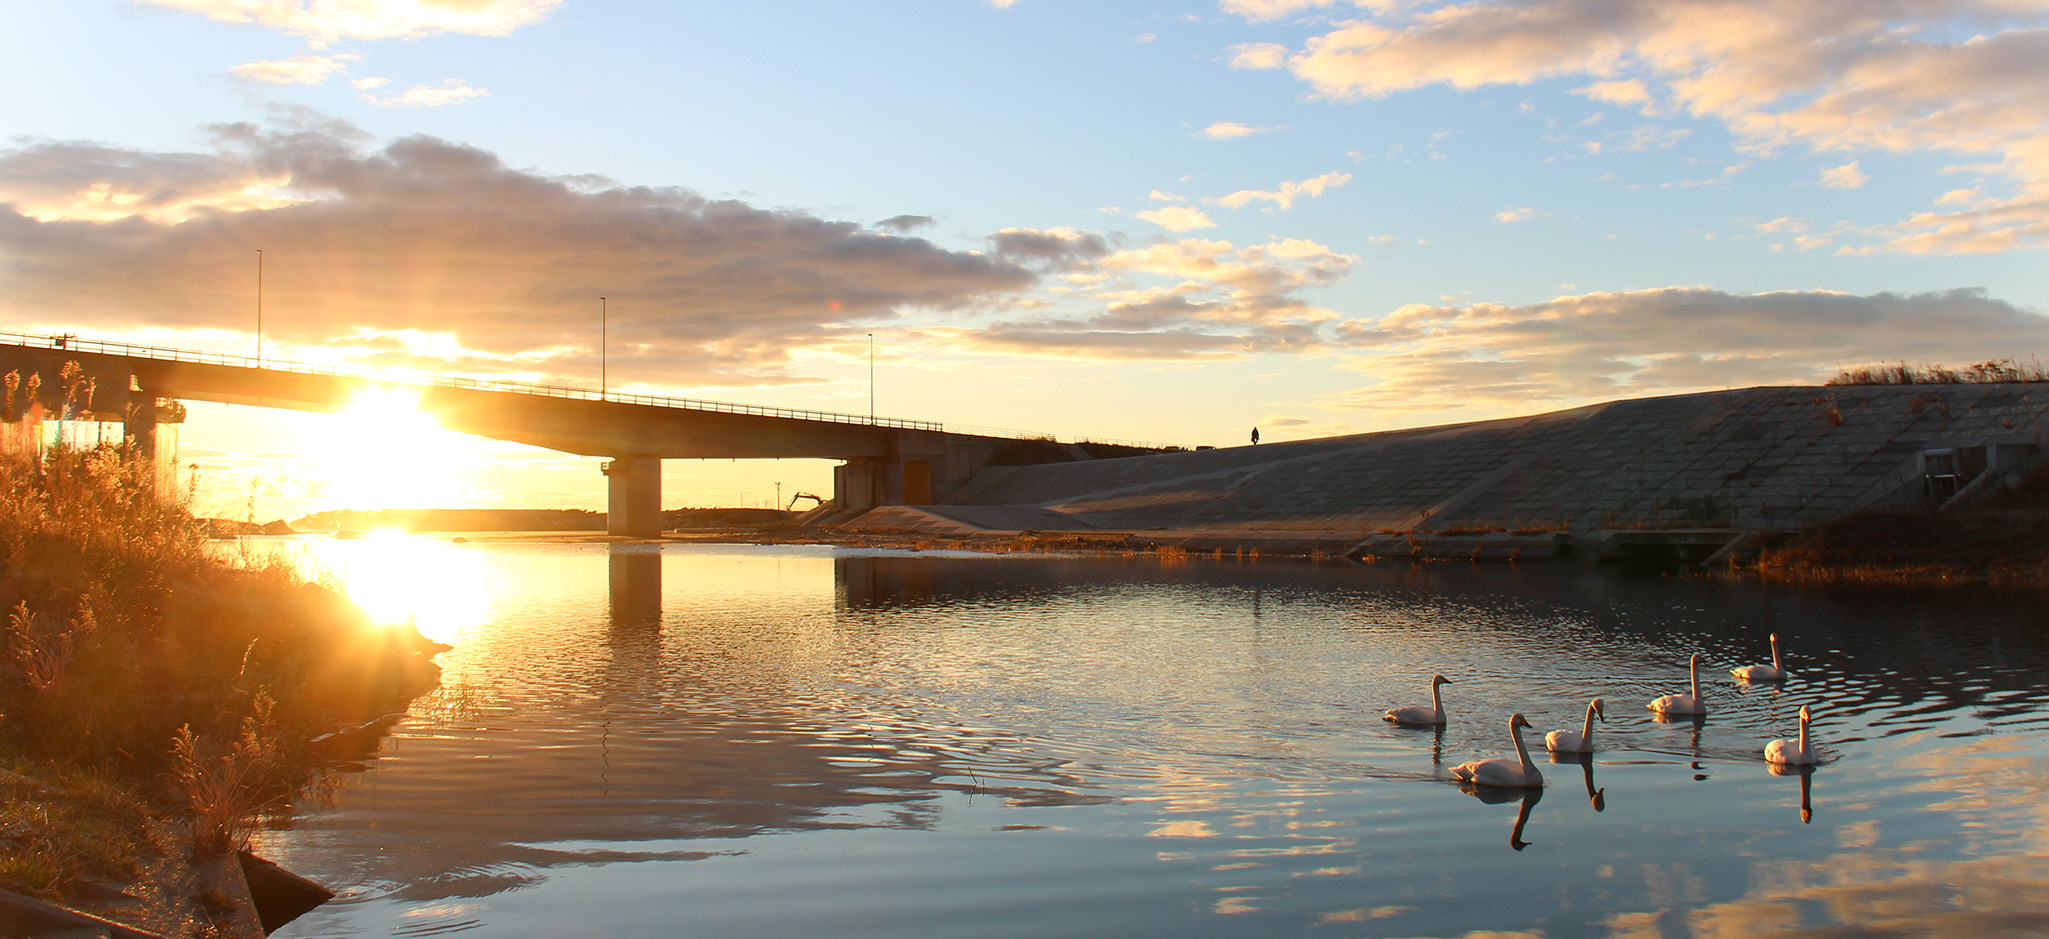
0;332;1167;536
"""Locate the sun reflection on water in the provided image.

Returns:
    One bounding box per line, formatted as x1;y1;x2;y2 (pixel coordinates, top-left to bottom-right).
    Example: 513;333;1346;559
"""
299;531;490;646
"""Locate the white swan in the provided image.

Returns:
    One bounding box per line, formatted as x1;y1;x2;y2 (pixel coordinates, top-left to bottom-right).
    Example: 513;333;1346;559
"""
1731;633;1787;682
1545;697;1605;753
1385;674;1452;725
1765;705;1820;765
1648;653;1708;716
1451;713;1543;788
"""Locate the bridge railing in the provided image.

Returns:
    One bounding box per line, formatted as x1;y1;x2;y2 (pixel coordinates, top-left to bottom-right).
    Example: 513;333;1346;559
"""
1;331;1183;448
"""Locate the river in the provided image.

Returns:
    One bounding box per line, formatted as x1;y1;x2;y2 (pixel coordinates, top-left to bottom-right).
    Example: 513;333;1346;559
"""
249;536;2049;938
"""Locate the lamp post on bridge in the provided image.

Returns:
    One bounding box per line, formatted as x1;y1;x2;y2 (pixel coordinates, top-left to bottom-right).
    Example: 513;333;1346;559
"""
868;332;874;422
600;296;607;398
255;249;263;366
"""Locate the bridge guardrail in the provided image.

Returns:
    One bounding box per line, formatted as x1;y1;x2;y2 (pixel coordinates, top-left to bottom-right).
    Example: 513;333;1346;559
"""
1;331;1182;449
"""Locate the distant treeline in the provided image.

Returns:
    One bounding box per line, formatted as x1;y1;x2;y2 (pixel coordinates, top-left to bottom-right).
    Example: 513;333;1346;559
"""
296;508;605;532
294;506;795;532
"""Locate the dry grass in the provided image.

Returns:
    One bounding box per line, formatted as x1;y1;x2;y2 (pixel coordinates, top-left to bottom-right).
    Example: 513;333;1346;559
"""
1741;462;2049;587
0;439;446;902
1827;358;2049;385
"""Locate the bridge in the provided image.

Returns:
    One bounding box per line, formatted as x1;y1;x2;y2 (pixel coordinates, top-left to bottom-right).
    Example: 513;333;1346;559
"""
0;332;1169;537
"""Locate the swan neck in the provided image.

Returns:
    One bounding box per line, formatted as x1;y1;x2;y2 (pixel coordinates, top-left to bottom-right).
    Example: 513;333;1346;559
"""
1771;638;1782;671
1580;702;1596;743
1689;657;1700;699
1511;721;1535;775
1798;712;1810;754
1430;681;1443;715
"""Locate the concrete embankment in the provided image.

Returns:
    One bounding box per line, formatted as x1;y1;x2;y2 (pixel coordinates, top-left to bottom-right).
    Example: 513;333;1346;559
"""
843;383;2049;561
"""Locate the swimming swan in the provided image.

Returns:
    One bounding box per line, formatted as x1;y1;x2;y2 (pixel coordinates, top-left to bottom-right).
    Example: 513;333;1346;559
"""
1765;705;1820;766
1545;697;1605;753
1385;674;1452;725
1648;653;1709;716
1731;633;1787;682
1451;713;1543;788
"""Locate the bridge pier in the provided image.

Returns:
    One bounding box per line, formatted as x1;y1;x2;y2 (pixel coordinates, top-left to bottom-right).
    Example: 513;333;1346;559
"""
603;456;663;538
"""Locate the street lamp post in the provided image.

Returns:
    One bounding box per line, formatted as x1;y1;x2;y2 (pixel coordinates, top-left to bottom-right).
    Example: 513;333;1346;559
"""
255;249;263;366
868;332;874;421
600;296;608;397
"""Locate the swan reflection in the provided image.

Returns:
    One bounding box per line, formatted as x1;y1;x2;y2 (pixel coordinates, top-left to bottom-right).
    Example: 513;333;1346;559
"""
1547;751;1606;812
1768;761;1817;823
1461;782;1544;851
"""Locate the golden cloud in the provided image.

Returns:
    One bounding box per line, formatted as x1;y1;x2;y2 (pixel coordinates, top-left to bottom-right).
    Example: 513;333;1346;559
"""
140;0;562;47
0;117;1036;386
1239;0;2049;254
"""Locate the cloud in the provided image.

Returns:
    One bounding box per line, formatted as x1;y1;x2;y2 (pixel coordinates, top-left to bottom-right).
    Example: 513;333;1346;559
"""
988;227;1109;271
362;78;488;108
1135;205;1218;231
1227;42;1292;70
1820;160;1869;189
1574;79;1653;111
874;214;935;233
1251;0;2049;254
1197;121;1273;140
1211;170;1352;211
930;237;1357;359
1220;0;1338;22
1495;206;1537;222
139;0;562;47
1329;286;2049;414
351;76;389;90
229;53;359;85
0;116;1037;385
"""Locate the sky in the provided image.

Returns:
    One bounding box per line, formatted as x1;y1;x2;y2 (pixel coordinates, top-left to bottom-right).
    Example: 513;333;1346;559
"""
5;0;2048;518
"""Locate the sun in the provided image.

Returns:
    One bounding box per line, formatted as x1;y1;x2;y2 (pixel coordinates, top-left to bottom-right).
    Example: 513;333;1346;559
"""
311;387;473;509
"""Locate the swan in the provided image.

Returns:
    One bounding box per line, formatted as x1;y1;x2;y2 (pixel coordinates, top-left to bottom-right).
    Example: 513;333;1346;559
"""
1450;713;1543;788
1545;697;1605;753
1648;653;1709;716
1385;674;1452;725
1731;633;1787;682
1765;705;1820;765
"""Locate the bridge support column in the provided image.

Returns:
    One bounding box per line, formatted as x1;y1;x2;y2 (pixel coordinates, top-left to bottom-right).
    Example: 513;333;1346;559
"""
604;456;663;538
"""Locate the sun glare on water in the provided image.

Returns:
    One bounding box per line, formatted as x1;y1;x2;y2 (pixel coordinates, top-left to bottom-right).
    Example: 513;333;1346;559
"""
313;531;489;646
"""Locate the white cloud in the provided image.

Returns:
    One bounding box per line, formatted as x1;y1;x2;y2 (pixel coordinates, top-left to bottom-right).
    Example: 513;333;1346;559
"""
1211;170;1352;211
931;236;1358;360
1149;189;1186;202
1330;286;2049;413
1227;42;1292;70
1495;206;1537;223
1257;0;2049;254
351;76;389;90
1219;0;1338;21
1820;161;1869;189
138;0;562;47
1134;205;1218;231
228;52;359;85
1198;121;1274;140
363;78;488;108
1135;32;1156;44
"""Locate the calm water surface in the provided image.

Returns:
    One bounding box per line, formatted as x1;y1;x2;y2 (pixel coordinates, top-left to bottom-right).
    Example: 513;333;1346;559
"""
250;537;2049;938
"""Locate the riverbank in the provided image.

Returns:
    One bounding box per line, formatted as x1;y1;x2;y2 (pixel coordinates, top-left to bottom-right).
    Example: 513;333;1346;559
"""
0;445;446;935
1732;461;2049;587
